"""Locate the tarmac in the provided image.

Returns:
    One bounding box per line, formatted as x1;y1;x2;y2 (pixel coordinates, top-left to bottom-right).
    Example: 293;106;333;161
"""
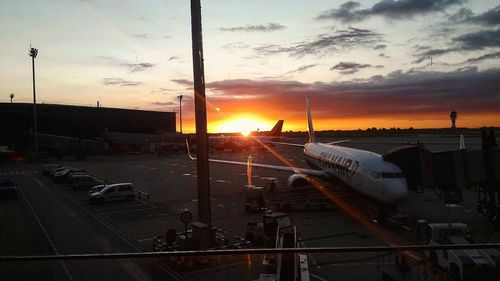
1;134;498;281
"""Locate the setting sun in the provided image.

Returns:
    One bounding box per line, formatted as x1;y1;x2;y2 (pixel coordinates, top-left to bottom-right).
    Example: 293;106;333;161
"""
214;118;272;135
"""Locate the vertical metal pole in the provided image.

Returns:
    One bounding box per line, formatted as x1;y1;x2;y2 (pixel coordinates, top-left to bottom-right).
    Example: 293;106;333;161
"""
179;95;183;134
31;51;38;157
190;0;211;228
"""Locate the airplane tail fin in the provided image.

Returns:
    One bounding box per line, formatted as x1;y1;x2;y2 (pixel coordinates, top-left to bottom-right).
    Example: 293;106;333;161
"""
306;98;317;143
269;120;284;136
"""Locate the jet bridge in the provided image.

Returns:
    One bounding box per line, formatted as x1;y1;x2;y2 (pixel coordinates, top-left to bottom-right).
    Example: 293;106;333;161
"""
384;128;500;224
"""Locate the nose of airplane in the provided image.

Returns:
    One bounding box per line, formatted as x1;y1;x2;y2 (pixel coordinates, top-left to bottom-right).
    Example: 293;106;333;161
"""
386;180;409;205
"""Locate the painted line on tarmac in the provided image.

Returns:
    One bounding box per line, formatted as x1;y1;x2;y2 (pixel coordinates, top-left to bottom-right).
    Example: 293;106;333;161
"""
16;166;76;281
137;237;155;242
100;207;154;216
134;198;156;208
51;178;186;280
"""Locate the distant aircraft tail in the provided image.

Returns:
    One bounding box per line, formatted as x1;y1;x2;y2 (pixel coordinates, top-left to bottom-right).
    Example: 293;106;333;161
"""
306;98;317;143
269;120;284;136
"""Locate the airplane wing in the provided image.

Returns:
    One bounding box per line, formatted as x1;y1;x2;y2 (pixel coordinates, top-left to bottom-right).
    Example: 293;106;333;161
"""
264;141;305;147
186;139;328;178
265;139;350;147
326;139;351;145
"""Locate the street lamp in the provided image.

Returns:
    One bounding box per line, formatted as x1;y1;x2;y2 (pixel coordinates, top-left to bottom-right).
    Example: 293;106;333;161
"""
178;94;183;134
9;93;14;103
29;47;38;158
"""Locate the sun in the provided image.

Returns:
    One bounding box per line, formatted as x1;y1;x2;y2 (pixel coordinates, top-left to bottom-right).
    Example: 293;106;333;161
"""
215;118;271;136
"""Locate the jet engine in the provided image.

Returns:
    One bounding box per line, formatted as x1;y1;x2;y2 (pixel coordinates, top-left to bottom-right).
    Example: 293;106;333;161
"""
287;174;310;188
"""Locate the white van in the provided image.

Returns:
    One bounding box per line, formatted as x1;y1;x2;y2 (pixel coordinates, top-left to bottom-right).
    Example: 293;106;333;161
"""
88;183;135;203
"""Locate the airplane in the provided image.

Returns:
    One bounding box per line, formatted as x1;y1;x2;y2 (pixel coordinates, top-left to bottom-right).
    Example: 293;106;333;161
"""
209;120;285;152
187;99;408;207
210;120;284;138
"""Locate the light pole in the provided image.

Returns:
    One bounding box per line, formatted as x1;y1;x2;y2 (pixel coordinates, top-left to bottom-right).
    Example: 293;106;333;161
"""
9;93;14;103
29;47;38;158
178;95;183;134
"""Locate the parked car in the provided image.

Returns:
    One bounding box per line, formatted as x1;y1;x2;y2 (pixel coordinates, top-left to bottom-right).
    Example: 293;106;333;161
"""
53;168;84;183
71;175;105;190
67;172;89;184
88;183;135;203
42;164;62;175
88;184;107;195
48;166;67;177
0;178;18;198
59;169;86;183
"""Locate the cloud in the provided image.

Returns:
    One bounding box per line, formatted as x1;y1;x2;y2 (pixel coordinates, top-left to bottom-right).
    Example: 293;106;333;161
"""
451;5;500;26
461;51;500;64
254;27;382;57
171;79;193;86
151;101;176;106
220;23;285;32
455;29;500;50
168;56;179;61
200;67;500;119
133;33;148;39
317;0;464;23
221;42;250;51
287;64;317;73
379;53;390;58
448;7;473;23
468;5;500;26
413;28;500;63
120;62;155;73
330;62;374;74
102;78;140;86
374;44;386;50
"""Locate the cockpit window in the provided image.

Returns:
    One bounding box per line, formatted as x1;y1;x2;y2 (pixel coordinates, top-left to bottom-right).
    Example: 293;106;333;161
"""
381;172;405;178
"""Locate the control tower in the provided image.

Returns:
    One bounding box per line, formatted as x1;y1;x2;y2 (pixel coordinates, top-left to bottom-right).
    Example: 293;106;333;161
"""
450;111;457;129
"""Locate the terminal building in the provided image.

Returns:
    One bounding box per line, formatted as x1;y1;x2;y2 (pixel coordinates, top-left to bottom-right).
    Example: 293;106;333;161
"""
0;103;177;154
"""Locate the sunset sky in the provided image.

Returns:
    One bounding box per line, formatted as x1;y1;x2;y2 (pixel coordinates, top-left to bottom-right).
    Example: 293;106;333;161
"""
1;0;499;133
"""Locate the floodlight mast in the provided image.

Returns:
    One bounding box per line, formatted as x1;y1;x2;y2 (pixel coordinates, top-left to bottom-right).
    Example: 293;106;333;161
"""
178;94;183;134
29;47;39;158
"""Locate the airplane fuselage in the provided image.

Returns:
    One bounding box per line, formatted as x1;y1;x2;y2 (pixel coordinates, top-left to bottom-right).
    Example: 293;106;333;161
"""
303;143;408;205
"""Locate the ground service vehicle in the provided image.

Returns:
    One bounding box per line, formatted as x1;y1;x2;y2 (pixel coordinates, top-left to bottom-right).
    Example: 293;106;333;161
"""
245;212;293;247
425;223;500;280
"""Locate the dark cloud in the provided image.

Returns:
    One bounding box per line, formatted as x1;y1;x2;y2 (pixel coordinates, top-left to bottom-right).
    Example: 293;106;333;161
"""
317;0;464;23
468;5;500;26
374;44;386;50
254;27;382;57
168;56;179;61
455;29;500;50
102;78;140;87
288;64;317;73
171;79;193;86
379;53;390;58
316;1;366;23
413;29;500;63
330;62;374;74
120;62;155;73
448;7;473;23
220;23;285;32
201;67;500;118
461;51;500;64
